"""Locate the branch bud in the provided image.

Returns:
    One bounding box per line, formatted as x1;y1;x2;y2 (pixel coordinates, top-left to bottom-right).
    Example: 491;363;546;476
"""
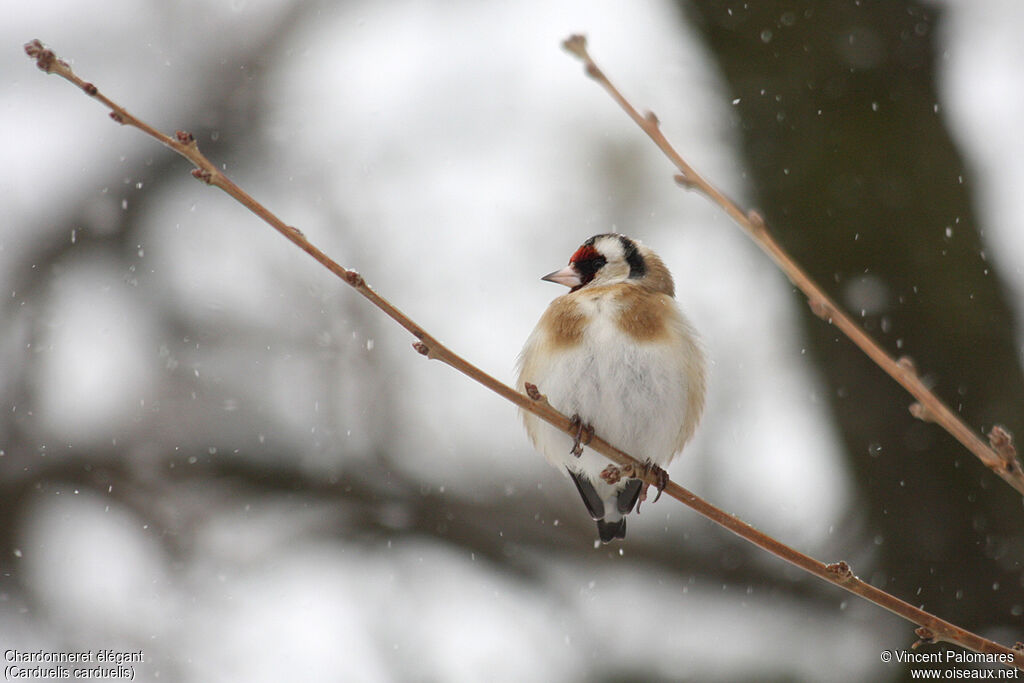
673;173;696;190
825;561;853;581
24;39;61;73
746;210;768;236
896;356;918;376
561;34;588;60
912;627;936;648
191;168;213;184
988;425;1019;473
909;402;933;423
808;297;831;321
600;464;623;484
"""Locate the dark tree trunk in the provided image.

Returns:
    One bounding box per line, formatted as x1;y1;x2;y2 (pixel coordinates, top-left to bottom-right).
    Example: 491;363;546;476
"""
681;0;1024;654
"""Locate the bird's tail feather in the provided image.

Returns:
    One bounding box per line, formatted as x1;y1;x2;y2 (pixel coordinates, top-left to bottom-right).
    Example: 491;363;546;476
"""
597;518;626;543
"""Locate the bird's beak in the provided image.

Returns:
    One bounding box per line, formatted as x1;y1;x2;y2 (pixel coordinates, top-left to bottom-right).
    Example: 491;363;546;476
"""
541;265;582;288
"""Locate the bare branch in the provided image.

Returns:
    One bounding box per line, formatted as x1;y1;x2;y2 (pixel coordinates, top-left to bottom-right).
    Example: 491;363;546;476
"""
25;38;1024;669
560;33;1024;497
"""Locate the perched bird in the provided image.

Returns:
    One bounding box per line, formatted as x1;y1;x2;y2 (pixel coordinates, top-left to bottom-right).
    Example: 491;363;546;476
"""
517;233;706;543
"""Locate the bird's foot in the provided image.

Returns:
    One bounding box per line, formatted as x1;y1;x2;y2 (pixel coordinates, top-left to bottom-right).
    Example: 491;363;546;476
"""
599;464;622;484
568;414;594;457
600;461;669;513
524;382;547;403
634;461;669;512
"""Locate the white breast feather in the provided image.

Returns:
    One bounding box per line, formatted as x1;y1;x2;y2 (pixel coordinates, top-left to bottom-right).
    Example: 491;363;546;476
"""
518;291;703;510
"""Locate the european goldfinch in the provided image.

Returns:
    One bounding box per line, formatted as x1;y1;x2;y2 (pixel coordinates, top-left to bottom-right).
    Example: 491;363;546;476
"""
517;233;706;543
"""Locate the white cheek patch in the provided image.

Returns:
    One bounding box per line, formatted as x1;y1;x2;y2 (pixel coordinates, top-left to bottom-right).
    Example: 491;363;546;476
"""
594;235;625;264
590;236;632;285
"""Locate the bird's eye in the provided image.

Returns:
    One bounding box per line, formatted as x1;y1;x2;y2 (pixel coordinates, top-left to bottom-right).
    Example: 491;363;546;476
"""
569;245;607;288
575;255;606;280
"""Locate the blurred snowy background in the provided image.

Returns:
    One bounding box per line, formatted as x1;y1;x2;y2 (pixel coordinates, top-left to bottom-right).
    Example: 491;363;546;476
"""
3;1;1024;681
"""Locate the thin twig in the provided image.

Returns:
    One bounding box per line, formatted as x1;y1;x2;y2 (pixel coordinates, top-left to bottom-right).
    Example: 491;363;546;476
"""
562;34;1024;498
24;38;1023;669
